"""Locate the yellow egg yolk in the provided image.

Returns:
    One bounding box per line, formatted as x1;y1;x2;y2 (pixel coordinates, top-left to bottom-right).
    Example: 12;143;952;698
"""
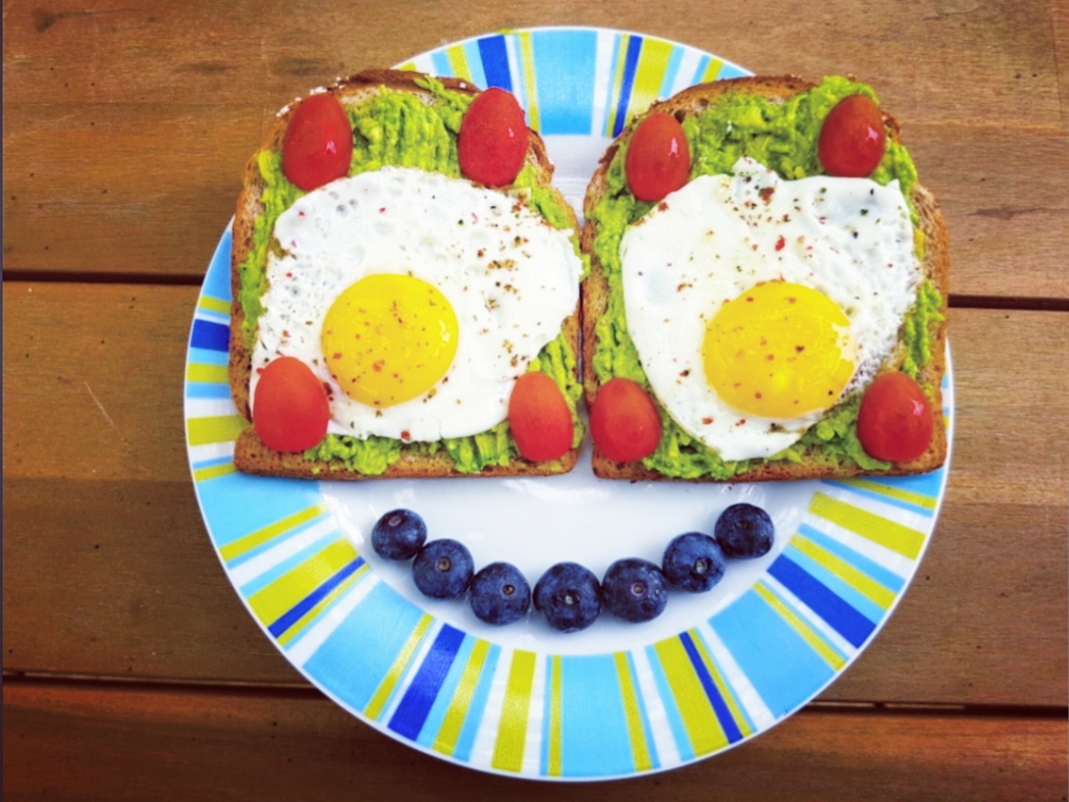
703;280;855;418
321;274;458;408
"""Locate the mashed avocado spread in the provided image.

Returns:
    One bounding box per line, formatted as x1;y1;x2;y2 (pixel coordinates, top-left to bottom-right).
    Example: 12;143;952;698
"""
238;78;584;474
588;76;943;479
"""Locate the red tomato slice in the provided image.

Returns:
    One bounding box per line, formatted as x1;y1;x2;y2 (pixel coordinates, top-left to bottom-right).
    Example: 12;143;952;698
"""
253;356;330;453
857;372;934;462
590;377;662;463
458;88;529;188
282;93;353;191
625;112;691;202
508;372;573;462
817;94;887;178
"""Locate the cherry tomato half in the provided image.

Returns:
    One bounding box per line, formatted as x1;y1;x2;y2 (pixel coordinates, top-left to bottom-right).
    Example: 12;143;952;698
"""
625;112;691;202
458;88;529;187
508;372;573;462
817;94;887;178
253;356;330;453
282;93;353;191
590;377;663;463
856;372;934;462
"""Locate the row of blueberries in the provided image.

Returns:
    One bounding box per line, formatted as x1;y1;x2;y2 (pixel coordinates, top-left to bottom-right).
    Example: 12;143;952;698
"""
370;504;774;632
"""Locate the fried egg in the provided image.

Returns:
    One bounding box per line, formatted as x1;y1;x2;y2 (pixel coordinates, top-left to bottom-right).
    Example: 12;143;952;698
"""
250;166;582;442
621;157;921;461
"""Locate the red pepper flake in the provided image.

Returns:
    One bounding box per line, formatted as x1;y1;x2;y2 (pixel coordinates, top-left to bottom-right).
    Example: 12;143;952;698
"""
372;360;384;372
758;186;775;204
775;236;786;251
658;202;669;212
736;419;747;426
379;207;386;213
702;417;713;425
401;430;411;441
333;352;343;359
796;345;805;352
680;369;690;377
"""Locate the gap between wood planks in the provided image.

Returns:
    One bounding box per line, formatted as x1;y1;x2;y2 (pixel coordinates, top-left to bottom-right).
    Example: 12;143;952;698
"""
4;670;1066;719
4;269;1069;312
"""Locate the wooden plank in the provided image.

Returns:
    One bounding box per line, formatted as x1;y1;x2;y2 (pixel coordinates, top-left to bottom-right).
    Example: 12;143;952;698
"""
3;681;1066;801
3;281;1067;702
3;0;1062;129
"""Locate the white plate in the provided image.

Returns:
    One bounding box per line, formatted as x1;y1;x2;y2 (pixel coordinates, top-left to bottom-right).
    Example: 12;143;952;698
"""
185;27;952;781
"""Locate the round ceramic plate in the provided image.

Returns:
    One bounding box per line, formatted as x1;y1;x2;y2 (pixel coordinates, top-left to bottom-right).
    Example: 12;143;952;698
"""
185;27;953;781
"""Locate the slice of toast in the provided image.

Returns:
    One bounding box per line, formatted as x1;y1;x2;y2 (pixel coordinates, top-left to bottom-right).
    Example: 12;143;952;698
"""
581;76;949;482
230;69;583;480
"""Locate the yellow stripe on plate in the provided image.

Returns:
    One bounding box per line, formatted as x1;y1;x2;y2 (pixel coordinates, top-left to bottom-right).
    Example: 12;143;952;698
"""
433;639;490;756
193;461;235;483
547;655;563;776
810;492;926;559
446;45;471;82
614;652;653;772
700;57;724;82
792;535;897;610
517;32;539;131
197;296;231;315
653;637;727;756
218;503;328;563
754;582;846;671
186;363;229;384
491;649;536;772
186;415;247;446
247;537;356;628
365;614;433;721
626;37;673;119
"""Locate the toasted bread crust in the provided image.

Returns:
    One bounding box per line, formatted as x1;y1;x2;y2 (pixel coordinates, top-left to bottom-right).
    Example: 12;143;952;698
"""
581;76;950;482
230;70;582;479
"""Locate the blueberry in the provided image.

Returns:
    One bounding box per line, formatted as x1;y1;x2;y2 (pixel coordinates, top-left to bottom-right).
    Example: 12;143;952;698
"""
412;539;473;599
371;508;427;561
601;558;668;623
533;563;601;632
470;562;530;625
714;503;775;559
662;532;726;592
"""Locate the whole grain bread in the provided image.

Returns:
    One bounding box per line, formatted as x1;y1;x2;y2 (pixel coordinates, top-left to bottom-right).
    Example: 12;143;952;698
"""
230;69;582;479
581;76;949;482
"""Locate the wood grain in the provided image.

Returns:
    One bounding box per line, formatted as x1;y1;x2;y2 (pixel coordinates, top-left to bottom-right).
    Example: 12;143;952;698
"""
3;0;1067;297
4;680;1066;801
3;282;1066;704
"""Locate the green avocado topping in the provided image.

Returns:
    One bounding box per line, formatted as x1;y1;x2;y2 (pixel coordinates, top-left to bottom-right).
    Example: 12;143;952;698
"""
238;79;582;475
588;76;941;479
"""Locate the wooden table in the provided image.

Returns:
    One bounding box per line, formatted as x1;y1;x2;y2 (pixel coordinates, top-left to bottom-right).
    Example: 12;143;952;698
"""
4;1;1067;798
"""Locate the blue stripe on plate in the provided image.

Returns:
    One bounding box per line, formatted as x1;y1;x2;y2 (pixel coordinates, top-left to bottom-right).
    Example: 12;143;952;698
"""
710;589;836;718
303;581;424;714
658;44;684;100
190;319;230;352
197;472;323;548
452;643;501;762
645;643;694;762
268;556;366;638
767;555;876;648
431;50;452;77
717;63;749;80
185;382;233;399
188;347;229;367
203;228;233;301
531;29;597;135
478;34;512;90
388;624;467;741
783;545;885;625
864;470;945;498
679;631;744;744
559;654;634;777
611;35;643;137
797;523;906;592
415;634;477;748
461;40;487;91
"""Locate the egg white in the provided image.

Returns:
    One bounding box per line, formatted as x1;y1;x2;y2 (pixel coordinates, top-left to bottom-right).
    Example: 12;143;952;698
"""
621;157;922;461
250;167;583;442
